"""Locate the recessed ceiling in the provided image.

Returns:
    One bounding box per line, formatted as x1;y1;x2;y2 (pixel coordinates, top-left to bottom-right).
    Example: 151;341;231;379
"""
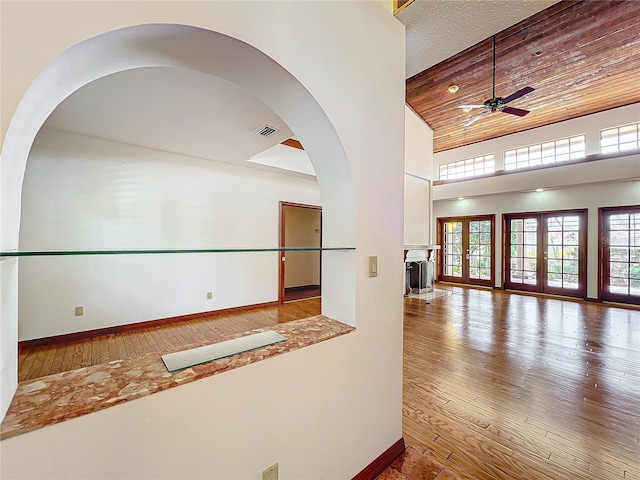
43;66;294;166
248;144;315;176
398;0;558;78
404;0;640;152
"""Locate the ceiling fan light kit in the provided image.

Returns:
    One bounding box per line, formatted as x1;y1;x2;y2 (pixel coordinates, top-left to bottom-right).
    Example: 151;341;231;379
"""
459;35;535;127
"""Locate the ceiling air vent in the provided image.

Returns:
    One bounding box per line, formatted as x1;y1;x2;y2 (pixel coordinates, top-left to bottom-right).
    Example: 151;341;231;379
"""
255;125;280;137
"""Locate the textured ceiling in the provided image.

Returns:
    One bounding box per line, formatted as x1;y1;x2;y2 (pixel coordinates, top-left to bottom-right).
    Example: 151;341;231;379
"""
405;0;640;153
398;0;558;78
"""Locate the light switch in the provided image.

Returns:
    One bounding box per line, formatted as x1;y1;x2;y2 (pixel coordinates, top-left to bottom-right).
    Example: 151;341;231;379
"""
368;256;378;277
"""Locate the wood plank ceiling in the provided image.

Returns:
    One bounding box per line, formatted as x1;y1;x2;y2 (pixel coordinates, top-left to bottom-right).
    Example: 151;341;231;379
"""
406;0;640;153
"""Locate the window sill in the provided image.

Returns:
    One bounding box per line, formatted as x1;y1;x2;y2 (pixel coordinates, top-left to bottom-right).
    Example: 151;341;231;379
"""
0;315;354;440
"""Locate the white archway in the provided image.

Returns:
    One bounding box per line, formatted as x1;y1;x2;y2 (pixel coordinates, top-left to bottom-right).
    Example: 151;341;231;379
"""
0;24;356;418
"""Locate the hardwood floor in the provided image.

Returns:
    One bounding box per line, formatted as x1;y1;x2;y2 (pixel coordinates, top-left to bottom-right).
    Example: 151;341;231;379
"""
16;287;640;480
402;286;640;480
284;285;321;302
18;298;320;382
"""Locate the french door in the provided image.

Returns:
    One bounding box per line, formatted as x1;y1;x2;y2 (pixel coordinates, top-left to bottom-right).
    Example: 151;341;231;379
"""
600;206;640;305
504;210;587;298
438;215;494;287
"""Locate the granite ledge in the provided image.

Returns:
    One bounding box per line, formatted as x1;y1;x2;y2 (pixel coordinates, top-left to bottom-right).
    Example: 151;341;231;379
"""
1;315;354;440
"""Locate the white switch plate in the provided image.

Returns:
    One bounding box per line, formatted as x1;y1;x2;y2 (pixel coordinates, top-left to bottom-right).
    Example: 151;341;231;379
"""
262;463;278;480
368;256;377;277
206;291;213;299
75;306;84;316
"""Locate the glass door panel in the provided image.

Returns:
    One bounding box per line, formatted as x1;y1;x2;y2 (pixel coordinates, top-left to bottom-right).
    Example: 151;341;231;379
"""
507;217;538;289
601;207;640;304
442;221;463;278
469;220;492;281
438;216;494;287
544;215;581;294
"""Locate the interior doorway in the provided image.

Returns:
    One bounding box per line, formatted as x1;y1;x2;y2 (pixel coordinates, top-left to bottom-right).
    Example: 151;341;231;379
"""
279;202;322;303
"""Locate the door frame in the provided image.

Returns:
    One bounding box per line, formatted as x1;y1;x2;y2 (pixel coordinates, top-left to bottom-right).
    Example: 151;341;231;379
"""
503;208;587;299
436;214;495;287
598;205;640;305
279;201;322;304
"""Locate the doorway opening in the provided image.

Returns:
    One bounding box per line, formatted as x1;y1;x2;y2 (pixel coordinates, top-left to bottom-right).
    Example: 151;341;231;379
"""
437;215;495;287
504;209;587;298
279;202;322;303
599;205;640;305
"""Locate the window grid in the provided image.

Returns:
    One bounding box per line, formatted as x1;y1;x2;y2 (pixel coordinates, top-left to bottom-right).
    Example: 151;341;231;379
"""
607;212;640;297
509;218;538;285
504;135;585;170
439;155;494;180
468;220;492;281
443;221;463;277
546;215;580;290
601;122;640;154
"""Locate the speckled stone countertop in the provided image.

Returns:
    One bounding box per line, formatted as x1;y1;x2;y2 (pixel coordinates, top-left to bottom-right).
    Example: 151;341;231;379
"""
1;315;354;440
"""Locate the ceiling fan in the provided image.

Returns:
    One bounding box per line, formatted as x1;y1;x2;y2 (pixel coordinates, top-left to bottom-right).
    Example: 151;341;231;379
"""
459;35;535;127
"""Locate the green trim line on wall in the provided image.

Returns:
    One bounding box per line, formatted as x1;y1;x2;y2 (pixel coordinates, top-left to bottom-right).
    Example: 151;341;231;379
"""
0;247;355;257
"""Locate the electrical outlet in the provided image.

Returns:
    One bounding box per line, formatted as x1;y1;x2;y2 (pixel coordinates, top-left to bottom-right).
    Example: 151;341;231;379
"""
75;306;84;316
206;291;213;300
262;463;278;480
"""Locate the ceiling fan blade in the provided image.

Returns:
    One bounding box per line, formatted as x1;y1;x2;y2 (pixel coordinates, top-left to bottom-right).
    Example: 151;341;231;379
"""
502;86;535;104
458;105;486;109
502;106;530;117
462;110;490;127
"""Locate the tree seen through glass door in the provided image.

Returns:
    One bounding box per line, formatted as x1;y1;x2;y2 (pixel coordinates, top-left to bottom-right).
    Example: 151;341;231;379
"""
443;221;463;278
505;210;586;298
601;208;640;304
546;215;580;290
438;216;494;287
469;220;492;281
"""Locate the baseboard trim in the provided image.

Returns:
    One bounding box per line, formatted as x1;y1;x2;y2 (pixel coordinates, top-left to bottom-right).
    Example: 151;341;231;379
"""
352;437;405;480
18;301;279;351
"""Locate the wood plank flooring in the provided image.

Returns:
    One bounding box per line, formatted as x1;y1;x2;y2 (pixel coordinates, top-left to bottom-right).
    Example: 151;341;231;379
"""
402;286;640;480
18;299;320;382
17;287;640;480
283;285;321;302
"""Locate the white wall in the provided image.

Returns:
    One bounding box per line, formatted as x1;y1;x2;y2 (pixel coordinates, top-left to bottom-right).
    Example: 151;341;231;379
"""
404;106;434;244
0;2;405;479
18;129;321;340
405;106;434;180
283;206;321;288
404;175;432;245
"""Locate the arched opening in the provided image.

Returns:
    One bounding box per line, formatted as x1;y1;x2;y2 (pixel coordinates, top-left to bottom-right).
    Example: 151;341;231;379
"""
1;24;356;419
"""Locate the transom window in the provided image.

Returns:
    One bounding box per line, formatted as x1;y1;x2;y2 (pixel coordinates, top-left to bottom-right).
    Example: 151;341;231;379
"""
438;154;494;180
601;122;640;154
504;135;585;170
